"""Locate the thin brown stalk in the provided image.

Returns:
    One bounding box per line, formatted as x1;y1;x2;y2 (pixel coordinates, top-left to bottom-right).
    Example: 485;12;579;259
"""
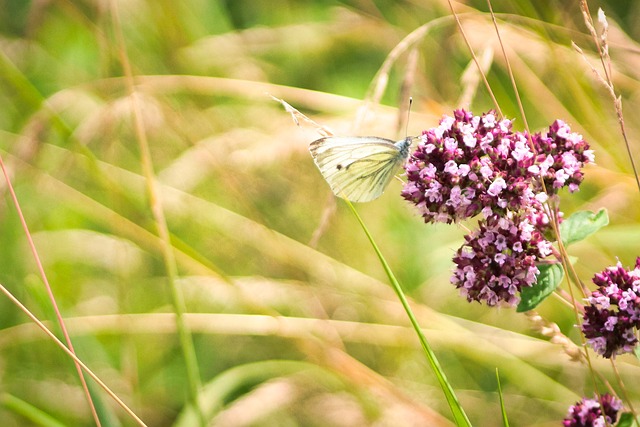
526;312;583;362
577;2;640;418
610;358;639;421
269;94;334;137
308;192;337;249
396;47;419;137
0;155;102;426
458;47;494;108
108;1;205;425
578;1;640;193
270;94;339;245
0;284;147;427
357;15;452;129
481;1;602;397
446;1;502;116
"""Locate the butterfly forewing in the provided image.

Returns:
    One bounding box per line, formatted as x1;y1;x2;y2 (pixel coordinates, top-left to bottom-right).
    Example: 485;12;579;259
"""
309;136;411;202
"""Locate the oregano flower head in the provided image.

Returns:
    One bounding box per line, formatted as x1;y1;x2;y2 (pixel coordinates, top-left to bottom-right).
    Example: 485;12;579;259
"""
582;258;640;358
562;394;622;427
403;110;593;307
451;211;551;307
402;111;593;226
402;110;540;224
528;120;595;195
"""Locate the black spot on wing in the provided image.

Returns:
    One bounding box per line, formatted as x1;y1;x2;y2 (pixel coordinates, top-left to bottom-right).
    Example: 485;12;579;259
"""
308;136;411;202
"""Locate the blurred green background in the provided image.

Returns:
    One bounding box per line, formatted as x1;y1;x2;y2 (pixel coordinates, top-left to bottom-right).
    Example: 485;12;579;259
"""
0;0;639;426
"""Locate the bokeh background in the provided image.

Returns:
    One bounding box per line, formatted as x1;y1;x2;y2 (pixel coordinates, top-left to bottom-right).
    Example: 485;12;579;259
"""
0;0;639;426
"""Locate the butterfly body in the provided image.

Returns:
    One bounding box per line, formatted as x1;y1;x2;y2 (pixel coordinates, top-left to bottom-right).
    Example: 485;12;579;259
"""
309;136;414;203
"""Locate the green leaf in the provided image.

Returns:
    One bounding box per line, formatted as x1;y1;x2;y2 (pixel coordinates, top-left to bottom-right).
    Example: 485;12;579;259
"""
616;412;636;427
559;209;609;246
517;263;564;312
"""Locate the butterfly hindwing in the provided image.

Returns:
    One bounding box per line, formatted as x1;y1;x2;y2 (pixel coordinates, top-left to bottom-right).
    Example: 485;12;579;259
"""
309;136;410;202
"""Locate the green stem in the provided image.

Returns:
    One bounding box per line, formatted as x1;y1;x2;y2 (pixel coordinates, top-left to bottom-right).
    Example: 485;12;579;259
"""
496;369;509;427
345;200;471;426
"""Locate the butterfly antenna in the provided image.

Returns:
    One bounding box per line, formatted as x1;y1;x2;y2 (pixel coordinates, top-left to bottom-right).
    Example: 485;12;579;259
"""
405;97;413;138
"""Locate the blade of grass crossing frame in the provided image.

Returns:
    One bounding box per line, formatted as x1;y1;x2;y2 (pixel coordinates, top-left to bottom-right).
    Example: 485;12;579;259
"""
344;200;471;426
1;393;67;427
496;369;509;427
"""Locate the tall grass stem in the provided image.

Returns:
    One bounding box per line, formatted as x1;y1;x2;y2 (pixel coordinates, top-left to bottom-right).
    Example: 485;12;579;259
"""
109;1;205;425
345;200;471;426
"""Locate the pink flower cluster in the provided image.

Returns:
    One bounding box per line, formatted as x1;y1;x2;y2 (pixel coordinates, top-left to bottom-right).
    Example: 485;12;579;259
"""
402;110;592;225
582;258;640;358
451;213;551;306
403;110;593;306
563;394;622;427
530;120;595;195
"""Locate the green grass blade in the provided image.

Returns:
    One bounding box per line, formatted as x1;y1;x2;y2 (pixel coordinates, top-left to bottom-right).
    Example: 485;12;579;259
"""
345;200;471;426
1;393;67;427
496;369;509;427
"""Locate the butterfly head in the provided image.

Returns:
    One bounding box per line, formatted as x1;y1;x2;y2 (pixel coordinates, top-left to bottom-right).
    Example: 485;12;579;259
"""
396;136;418;159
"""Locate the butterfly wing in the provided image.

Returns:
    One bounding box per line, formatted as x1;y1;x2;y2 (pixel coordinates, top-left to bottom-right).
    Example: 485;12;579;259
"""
309;136;408;202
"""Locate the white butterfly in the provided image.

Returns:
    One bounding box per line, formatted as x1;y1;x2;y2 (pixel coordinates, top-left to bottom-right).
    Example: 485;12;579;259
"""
309;136;415;203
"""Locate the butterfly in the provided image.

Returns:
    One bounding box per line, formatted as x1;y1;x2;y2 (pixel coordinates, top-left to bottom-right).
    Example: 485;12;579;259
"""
309;136;415;203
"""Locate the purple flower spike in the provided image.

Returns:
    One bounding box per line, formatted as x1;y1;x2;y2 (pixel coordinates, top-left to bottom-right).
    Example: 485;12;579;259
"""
582;258;640;358
402;110;527;224
402;110;579;225
529;120;594;195
450;212;551;307
563;393;622;427
403;110;594;308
